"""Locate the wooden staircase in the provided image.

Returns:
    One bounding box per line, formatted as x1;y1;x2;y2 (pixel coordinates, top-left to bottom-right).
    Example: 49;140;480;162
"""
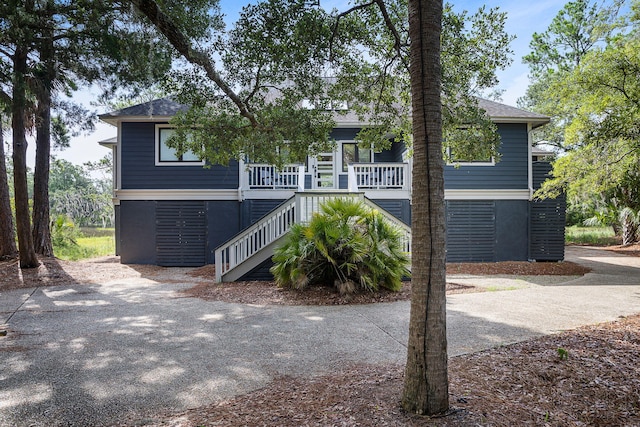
214;192;411;282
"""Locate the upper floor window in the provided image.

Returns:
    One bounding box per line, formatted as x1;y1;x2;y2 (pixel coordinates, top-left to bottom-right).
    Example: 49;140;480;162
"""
446;147;494;165
155;125;204;166
342;142;372;172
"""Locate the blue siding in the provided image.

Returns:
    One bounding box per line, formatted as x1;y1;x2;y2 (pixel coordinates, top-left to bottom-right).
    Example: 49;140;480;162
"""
120;122;239;189
444;123;529;190
330;128;360;140
371;199;411;225
207;201;240;263
375;141;405;162
241;199;287;228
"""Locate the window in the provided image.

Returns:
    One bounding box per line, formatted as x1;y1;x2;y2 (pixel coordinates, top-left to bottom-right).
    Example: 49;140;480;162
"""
342;143;372;172
446;147;494;166
156;126;203;165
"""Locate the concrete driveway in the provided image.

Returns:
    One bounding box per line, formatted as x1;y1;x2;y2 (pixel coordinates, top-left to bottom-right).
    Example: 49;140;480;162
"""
1;246;639;426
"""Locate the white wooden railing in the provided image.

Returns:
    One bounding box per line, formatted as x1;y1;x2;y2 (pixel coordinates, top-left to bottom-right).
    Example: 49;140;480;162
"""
363;199;412;255
215;197;297;282
214;191;412;282
349;163;408;190
245;164;305;190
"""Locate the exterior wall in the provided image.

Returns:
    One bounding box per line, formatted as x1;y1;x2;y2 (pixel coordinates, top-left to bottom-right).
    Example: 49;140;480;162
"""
444;123;529;190
117;199;240;266
371;199;411;225
119;201;157;264
241;199;288;228
444;200;529;262
120;122;239;190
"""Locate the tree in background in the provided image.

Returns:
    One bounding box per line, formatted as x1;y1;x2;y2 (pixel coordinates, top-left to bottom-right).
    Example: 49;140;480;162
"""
0;119;17;258
0;0;181;265
523;0;640;239
49;157;114;228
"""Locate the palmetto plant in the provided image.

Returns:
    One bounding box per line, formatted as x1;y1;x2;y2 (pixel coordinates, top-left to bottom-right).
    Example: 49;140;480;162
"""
270;198;410;294
619;207;640;245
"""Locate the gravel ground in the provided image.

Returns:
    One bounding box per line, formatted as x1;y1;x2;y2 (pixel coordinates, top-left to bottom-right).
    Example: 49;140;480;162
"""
1;244;638;426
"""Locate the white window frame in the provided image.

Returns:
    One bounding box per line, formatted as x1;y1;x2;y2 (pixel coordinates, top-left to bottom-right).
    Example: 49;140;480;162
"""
341;140;373;172
445;147;495;167
155;124;205;166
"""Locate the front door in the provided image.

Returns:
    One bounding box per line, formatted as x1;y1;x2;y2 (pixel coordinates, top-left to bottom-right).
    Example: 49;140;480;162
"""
311;152;336;189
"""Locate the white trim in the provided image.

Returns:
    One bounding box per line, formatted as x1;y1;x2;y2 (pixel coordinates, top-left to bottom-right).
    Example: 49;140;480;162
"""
115;189;240;201
241;189;297;200
444;189;531;200
362;189;411;200
154;125;205;166
445;147;495;166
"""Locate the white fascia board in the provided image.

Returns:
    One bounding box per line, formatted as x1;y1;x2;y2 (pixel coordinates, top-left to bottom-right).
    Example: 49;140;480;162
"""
444;189;531;200
115;189;240;201
362;189;411;200
241;189;297;200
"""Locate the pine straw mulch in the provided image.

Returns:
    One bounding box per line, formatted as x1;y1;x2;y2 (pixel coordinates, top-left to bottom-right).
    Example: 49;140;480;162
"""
179;259;590;305
125;314;640;427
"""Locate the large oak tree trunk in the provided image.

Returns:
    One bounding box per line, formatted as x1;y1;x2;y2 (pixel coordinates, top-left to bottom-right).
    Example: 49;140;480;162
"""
0;120;18;259
12;42;40;269
402;0;449;416
32;18;54;257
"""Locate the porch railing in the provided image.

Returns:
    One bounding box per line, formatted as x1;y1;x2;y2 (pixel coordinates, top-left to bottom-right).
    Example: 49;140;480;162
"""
245;164;305;190
349;163;408;190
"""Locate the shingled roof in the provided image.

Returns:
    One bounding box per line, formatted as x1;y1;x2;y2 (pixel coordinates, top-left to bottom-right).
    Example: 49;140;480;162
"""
99;96;549;128
477;98;549;128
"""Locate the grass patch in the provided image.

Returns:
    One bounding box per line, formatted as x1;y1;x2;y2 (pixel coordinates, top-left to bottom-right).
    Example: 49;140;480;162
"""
566;225;619;246
54;231;115;261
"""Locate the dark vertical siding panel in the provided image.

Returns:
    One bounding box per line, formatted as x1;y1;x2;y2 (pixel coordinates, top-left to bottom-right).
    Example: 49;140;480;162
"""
119;201;157;264
371;199;411;225
114;205;121;256
241;199;288;228
207;201;241;263
444;123;529;190
530;162;566;261
446;201;496;262
338;174;348;189
120;122;239;189
495;200;529;261
156;201;206;266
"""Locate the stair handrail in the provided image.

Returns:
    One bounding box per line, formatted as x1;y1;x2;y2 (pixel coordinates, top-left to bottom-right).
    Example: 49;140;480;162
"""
363;197;412;255
215;197;297;282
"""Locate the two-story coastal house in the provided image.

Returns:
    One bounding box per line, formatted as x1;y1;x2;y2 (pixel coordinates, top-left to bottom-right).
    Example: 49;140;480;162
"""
99;97;564;282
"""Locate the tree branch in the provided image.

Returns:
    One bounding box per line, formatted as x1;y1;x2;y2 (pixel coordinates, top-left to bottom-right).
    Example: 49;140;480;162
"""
127;0;260;128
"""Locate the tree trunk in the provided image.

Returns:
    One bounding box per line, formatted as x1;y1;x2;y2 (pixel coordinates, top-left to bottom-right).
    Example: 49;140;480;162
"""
0;120;18;259
12;41;40;269
32;15;54;257
402;0;449;416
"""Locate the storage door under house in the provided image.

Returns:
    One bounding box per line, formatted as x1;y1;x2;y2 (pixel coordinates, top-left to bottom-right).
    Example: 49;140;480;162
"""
156;201;206;266
446;200;497;262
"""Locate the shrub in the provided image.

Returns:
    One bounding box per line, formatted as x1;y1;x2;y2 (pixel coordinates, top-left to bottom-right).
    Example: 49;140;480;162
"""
51;215;81;248
270;198;410;294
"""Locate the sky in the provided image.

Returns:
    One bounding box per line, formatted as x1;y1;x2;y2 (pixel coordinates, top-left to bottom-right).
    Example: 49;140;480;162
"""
46;0;568;168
